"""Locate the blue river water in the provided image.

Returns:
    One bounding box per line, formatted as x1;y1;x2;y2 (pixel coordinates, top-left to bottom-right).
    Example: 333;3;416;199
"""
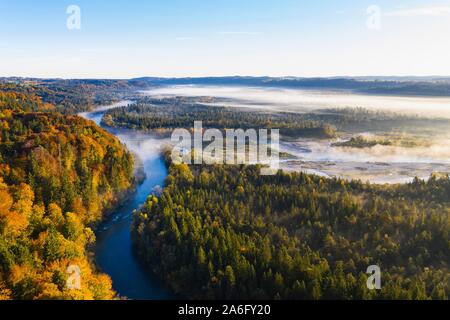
80;103;172;300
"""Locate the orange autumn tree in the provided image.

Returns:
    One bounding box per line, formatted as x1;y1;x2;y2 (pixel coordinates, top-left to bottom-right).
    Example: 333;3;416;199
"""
0;88;134;300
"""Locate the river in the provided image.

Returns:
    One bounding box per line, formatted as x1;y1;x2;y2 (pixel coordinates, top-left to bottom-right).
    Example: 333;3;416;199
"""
79;101;173;300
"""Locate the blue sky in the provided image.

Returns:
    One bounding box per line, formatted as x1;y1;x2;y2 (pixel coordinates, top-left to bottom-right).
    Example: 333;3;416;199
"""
1;0;450;78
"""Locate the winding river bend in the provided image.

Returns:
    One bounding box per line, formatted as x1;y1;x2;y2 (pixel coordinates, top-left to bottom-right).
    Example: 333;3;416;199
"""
79;102;172;300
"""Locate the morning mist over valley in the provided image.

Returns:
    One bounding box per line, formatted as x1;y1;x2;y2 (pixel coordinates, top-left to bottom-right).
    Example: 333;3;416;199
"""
0;1;449;316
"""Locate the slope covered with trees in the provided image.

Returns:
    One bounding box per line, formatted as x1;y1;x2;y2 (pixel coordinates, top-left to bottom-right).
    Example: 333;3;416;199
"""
0;80;142;115
0;89;134;299
0;89;55;113
132;159;449;300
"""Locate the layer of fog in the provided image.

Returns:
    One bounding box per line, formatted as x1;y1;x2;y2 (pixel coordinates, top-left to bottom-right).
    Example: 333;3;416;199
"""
114;130;169;162
142;86;450;183
277;138;450;184
144;85;450;118
281;138;450;164
78;93;450;184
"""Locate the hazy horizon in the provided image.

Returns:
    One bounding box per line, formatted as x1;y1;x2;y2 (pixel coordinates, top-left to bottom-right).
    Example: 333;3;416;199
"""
3;75;450;80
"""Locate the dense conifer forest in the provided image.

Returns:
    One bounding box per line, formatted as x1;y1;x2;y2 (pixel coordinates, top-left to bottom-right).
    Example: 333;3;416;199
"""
132;156;449;300
101;99;337;138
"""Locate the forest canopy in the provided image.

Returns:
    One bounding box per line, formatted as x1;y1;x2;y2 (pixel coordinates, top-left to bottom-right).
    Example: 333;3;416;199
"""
0;80;144;115
133;157;449;300
101;98;337;138
0;86;134;299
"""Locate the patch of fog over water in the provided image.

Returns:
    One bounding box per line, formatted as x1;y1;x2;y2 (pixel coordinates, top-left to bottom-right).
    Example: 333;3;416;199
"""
115;130;170;162
144;85;450;118
143;85;450;184
79;100;132;125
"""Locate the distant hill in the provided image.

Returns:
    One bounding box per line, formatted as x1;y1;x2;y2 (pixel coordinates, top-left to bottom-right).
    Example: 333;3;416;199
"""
131;76;450;97
3;76;450;97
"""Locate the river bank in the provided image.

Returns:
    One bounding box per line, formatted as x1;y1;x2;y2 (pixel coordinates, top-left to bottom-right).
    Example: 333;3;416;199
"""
79;102;173;300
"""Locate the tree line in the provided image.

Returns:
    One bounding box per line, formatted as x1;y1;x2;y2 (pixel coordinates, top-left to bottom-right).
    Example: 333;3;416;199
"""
102;99;337;138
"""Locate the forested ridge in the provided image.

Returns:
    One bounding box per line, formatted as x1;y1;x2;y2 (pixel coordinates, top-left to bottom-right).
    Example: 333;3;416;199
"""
133;157;449;300
0;80;141;115
0;89;55;113
0;87;134;299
